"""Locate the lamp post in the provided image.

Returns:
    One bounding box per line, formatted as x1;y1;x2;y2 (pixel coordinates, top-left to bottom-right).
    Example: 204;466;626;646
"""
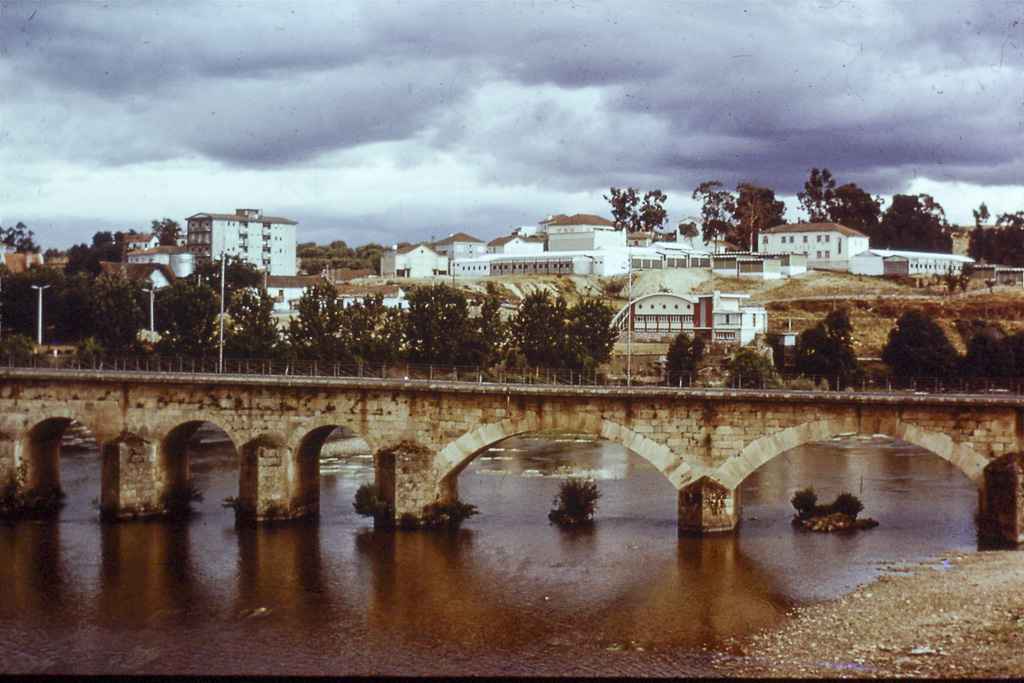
142;287;155;335
218;256;226;373
31;284;50;346
626;245;632;387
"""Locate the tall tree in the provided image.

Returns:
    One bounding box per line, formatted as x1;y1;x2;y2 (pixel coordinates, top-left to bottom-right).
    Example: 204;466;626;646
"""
604;188;669;233
225;288;281;359
1;222;38;253
192;257;263;300
881;309;959;377
793;308;861;384
969;210;1024;266
338;293;406;367
829;183;883;238
151;218;182;247
692;181;737;248
564;298;617;371
405;283;471;365
154;279;220;357
507;291;567;368
733;183;785;251
65;230;125;275
878;194;953;252
797;167;837;222
286;282;344;361
89;273;145;355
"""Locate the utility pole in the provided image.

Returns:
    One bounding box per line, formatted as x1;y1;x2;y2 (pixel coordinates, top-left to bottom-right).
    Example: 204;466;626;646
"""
32;284;50;346
627;245;632;387
218;257;226;373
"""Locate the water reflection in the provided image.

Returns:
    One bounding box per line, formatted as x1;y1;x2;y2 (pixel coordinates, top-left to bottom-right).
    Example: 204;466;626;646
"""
0;431;982;676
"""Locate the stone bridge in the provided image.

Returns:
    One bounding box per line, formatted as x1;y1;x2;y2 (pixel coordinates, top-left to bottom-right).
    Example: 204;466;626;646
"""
1;368;1021;535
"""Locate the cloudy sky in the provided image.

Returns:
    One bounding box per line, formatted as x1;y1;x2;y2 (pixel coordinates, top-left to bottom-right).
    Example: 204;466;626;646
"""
2;0;1022;250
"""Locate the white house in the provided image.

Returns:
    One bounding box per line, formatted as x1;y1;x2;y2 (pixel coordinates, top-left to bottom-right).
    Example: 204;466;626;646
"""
126;245;195;278
264;275;325;312
486;234;545;255
186;208;297;276
611;291;767;346
380;244;449;278
760;222;870;271
849;249;975;276
434;233;487;260
122;233;159;253
548;227;625;251
99;262;175;290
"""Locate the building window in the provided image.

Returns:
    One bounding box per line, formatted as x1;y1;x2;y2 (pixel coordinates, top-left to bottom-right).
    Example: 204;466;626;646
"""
803;235;808;243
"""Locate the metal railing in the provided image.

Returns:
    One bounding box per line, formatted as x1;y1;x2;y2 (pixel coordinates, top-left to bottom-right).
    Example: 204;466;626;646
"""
2;354;1023;396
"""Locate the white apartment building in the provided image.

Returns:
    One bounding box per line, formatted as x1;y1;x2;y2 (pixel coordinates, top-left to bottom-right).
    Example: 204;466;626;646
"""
760;222;869;271
186;208;297;276
434;233;487;260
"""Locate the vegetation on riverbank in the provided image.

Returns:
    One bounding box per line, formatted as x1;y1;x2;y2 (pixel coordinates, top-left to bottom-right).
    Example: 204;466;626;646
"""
791;487;878;532
549;477;601;527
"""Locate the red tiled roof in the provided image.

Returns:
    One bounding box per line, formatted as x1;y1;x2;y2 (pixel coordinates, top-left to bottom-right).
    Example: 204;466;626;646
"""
763;222;868;238
99;261;176;283
488;235;521;246
396;244;439;255
435;232;484;245
540;213;614;227
265;275;323;288
128;245;188;256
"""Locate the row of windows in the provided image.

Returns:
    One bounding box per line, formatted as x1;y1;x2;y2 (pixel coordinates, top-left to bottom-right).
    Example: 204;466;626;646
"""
764;234;833;244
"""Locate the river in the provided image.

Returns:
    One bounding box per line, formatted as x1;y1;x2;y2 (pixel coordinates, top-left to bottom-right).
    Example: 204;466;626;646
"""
0;428;979;676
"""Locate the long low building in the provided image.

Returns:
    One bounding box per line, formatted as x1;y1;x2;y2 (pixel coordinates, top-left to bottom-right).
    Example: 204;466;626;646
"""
849;249;974;276
452;250;630;277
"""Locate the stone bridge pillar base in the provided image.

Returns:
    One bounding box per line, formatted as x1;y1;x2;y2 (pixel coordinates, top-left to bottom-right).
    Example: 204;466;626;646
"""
0;433;18;491
979;452;1023;546
678;476;739;535
100;432;164;521
378;441;444;523
236;436;317;525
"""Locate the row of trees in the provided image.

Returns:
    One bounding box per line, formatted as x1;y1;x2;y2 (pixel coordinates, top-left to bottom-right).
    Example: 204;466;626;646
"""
0;260;618;372
967;204;1024;267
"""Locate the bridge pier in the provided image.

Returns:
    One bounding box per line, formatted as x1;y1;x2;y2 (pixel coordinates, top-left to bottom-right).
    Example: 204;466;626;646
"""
236;435;318;524
0;432;18;492
377;441;445;523
979;452;1024;545
100;431;166;520
678;476;739;535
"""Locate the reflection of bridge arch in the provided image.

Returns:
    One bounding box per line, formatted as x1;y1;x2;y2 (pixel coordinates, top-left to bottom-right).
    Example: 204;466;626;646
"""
714;417;991;491
435;413;696;491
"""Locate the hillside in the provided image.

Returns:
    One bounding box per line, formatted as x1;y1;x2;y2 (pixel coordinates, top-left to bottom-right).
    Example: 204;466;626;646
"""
362;270;1024;360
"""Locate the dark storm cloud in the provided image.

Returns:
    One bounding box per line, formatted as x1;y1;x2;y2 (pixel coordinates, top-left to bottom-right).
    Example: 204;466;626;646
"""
2;0;1021;247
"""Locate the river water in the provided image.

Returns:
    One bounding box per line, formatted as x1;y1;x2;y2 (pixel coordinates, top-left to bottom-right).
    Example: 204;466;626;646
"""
1;430;979;676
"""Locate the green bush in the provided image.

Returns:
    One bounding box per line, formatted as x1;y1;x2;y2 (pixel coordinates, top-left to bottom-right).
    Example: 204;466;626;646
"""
420;500;479;532
790;487;818;520
353;482;394;528
831;492;864;519
549;477;601;527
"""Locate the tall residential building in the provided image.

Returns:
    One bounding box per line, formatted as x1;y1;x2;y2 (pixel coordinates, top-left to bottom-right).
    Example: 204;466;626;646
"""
186;208;297;276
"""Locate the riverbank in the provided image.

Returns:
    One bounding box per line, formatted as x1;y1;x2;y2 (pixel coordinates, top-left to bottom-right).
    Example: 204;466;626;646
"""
707;549;1024;678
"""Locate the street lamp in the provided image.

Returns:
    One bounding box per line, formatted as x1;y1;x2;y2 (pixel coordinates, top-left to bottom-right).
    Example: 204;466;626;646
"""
142;287;155;334
31;284;50;346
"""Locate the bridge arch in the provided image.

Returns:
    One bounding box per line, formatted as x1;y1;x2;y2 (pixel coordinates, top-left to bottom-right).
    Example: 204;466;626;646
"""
22;417;101;494
434;413;697;491
712;417;991;491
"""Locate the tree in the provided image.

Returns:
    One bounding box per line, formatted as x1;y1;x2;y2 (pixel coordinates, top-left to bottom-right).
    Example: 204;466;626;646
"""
733;183;785;251
677;219;700;247
337;293;406;367
1;222;38;253
192;257;263;301
961;330;1014;379
878;194;952;252
969;210;1024;266
286;282;344;361
604;188;669;233
89;273;145;355
793;308;861;384
154;279;220;356
507;291;567;368
406;283;471;365
692;181;737;248
225;288;281;359
796;168;882;237
564;298;617;371
881;309;959;377
797;167;837;222
151;218;182;247
727;348;780;388
466;285;505;367
65;230;125;275
665;330;705;377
